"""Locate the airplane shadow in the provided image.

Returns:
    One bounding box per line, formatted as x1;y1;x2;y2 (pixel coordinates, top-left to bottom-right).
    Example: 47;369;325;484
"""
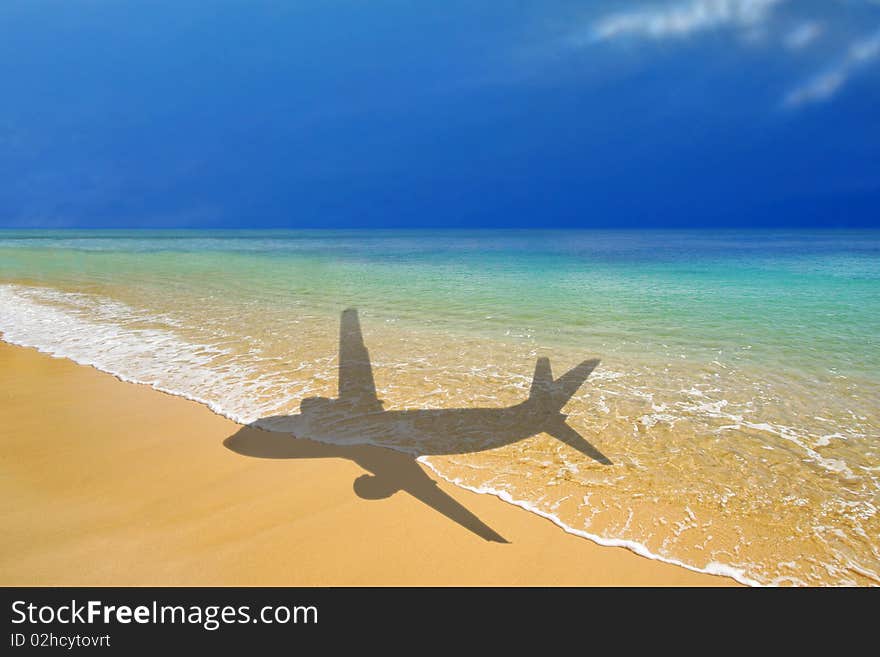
224;308;611;543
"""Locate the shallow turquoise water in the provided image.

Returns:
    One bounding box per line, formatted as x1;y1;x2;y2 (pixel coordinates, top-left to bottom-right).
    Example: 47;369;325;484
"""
2;229;879;378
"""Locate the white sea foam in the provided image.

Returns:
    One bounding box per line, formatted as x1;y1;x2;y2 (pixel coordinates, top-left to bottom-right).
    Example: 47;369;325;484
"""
0;284;298;424
417;457;765;587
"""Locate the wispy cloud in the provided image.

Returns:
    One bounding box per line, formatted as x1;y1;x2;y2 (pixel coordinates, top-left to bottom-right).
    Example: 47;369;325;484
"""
589;0;784;41
784;21;822;49
563;2;880;111
784;29;880;107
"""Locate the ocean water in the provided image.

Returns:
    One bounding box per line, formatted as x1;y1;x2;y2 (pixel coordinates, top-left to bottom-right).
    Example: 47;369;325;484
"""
1;229;878;586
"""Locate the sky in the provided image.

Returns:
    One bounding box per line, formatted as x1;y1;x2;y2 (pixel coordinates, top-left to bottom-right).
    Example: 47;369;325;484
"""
1;0;879;229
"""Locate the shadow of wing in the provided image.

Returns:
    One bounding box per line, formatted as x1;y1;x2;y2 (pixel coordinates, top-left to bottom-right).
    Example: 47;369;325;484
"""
401;474;510;543
338;308;383;413
353;447;508;543
545;419;612;465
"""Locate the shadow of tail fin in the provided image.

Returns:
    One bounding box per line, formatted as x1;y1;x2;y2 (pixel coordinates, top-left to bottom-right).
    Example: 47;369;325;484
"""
529;357;611;465
529;357;600;413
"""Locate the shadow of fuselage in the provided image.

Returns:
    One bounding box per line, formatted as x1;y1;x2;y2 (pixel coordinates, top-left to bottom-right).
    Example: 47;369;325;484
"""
224;308;610;543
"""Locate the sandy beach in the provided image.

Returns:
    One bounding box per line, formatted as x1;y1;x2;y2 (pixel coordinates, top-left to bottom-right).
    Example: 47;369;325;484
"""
3;0;880;595
0;339;733;586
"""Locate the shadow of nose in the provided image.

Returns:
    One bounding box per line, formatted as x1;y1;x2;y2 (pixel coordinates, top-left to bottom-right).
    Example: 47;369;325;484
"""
223;428;299;458
223;432;256;456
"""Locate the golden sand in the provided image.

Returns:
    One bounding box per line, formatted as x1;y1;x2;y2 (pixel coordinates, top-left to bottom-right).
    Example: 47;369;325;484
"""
0;340;733;586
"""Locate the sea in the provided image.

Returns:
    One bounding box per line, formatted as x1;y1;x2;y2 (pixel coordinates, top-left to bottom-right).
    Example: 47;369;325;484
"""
1;229;878;586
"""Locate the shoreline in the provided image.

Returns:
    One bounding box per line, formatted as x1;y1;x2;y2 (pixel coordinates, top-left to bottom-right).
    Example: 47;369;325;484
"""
0;339;735;586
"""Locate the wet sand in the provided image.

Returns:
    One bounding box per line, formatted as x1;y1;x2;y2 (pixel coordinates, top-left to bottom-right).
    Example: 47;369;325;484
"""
0;340;734;586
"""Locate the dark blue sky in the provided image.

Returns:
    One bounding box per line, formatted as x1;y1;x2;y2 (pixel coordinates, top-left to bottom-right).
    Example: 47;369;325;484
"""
1;1;878;229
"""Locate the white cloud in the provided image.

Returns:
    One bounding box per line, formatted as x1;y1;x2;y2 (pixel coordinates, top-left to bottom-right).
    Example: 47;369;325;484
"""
590;0;784;41
850;31;880;61
570;1;880;111
784;21;822;50
784;70;846;106
784;29;880;107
